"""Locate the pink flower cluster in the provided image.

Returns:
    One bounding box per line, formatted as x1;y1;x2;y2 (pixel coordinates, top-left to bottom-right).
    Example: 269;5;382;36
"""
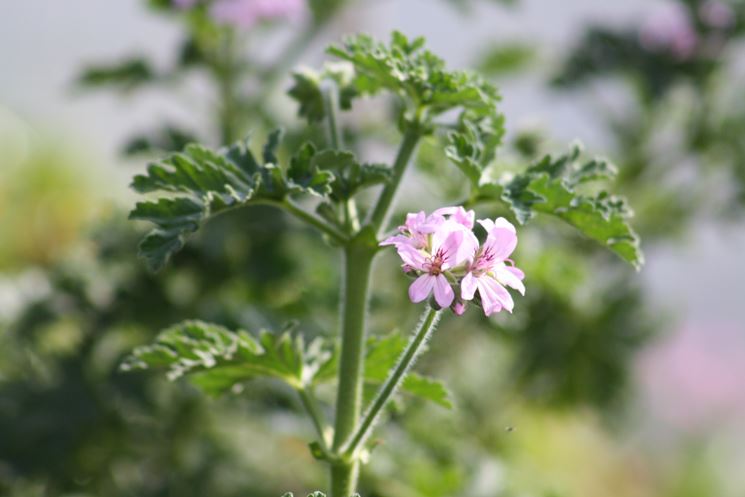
382;207;525;316
173;0;304;28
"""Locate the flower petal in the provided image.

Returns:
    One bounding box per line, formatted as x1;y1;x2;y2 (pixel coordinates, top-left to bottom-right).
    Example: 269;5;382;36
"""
483;226;518;261
461;272;478;300
434;229;464;269
409;274;435;303
494;265;526;295
478;277;514;314
433;274;455;308
397;244;426;269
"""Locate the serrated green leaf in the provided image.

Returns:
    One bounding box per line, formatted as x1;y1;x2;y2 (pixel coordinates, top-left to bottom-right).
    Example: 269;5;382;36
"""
494;143;643;269
129;132;335;271
311;149;390;201
121;320;335;394
287;143;335;196
327;31;504;126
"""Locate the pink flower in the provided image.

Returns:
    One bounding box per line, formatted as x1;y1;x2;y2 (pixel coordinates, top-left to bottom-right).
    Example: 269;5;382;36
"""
382;208;478;309
209;0;304;28
381;208;525;316
460;218;525;315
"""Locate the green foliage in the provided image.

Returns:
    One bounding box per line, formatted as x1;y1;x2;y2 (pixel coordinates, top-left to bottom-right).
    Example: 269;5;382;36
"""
310;150;390;201
445;116;505;186
129;131;335;271
476;42;536;77
288;63;357;122
123;125;200;156
327;31;503;126
480;143;643;268
77;57;156;91
122;321;450;408
121;320;335;393
365;333;453;409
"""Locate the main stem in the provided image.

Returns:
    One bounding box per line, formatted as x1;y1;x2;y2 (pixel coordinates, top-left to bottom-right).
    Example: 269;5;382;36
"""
330;242;374;497
330;126;422;497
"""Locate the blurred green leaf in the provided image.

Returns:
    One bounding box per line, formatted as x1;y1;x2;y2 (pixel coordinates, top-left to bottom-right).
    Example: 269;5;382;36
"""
123;125;200;156
481;143;643;268
77;57;156;91
477;42;536;77
121;320;335;393
364;333;453;409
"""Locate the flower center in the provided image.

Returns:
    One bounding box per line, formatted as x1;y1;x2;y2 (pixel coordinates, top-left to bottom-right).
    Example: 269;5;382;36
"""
423;247;449;275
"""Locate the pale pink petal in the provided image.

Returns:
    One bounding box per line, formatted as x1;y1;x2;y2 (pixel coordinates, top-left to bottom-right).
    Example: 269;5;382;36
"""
403;211;426;231
397;244;426;269
434;206;475;229
380;234;410;247
493;217;516;232
434;229;464;270
433;274;455;308
454;229;479;266
461;272;478;300
409;274;435;303
494;265;526;295
483;227;517;261
505;265;525;280
479;277;513;314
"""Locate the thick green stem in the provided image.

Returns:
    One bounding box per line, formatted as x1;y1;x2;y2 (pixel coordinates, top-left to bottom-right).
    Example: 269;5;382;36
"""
330;241;375;496
367;127;422;237
342;306;441;457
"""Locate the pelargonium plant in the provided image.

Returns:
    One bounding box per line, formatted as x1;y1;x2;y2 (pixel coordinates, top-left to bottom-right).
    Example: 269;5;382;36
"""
122;32;642;497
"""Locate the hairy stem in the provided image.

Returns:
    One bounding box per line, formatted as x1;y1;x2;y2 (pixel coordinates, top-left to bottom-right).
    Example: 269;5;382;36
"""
330;241;375;496
342;306;441;457
368;127;422;237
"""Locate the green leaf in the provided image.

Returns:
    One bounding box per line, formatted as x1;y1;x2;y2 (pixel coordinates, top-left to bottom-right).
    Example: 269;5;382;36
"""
363;333;453;409
311;150;390;201
493;142;644;269
129;132;335;271
121;320;335;394
288;62;357;123
445;115;505;186
77;57;156;91
327;31;504;125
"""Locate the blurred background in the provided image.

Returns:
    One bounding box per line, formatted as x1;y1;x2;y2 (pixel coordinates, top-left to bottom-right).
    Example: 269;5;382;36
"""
2;1;745;496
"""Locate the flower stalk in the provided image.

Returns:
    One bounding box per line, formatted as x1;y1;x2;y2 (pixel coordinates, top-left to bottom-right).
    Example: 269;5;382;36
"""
342;306;441;458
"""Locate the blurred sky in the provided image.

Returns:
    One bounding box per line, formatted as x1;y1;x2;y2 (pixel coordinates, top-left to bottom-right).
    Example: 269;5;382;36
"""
1;0;743;335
